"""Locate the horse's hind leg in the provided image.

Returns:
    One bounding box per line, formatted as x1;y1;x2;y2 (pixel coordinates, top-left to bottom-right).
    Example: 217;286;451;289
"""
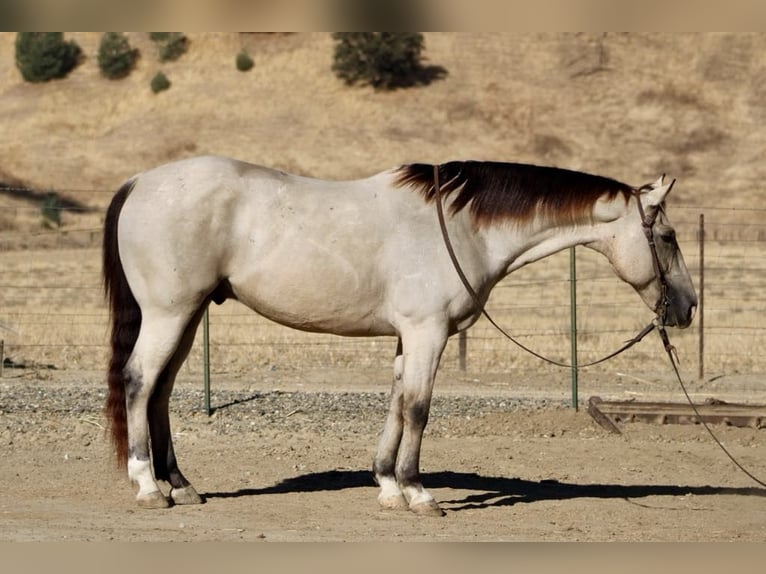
125;308;198;509
148;305;207;506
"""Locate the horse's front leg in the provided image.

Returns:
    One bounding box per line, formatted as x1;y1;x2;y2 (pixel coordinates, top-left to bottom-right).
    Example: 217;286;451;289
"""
376;324;447;516
373;339;408;510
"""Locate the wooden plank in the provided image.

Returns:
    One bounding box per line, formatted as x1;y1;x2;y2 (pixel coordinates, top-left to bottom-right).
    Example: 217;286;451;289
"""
587;396;622;434
587;396;766;433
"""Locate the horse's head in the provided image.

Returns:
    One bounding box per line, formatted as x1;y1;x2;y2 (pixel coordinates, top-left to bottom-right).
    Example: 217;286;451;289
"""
592;175;697;328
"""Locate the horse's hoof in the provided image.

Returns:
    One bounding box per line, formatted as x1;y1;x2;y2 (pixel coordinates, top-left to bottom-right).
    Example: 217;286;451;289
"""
136;490;170;509
410;500;446;517
378;493;409;511
171;486;203;505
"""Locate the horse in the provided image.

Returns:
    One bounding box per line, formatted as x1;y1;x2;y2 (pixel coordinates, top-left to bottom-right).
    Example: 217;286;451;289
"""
103;156;697;516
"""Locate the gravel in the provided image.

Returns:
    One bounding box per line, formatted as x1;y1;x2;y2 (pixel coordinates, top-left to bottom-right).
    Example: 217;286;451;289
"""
0;380;568;440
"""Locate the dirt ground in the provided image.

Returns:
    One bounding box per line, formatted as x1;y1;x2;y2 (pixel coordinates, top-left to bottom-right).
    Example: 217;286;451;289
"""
1;367;765;542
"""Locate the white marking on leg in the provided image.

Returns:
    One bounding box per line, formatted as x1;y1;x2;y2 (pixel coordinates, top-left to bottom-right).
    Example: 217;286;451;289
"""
128;457;161;498
377;475;407;509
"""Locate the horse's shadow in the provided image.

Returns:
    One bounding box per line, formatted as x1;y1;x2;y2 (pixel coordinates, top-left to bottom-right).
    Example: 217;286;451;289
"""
203;469;766;511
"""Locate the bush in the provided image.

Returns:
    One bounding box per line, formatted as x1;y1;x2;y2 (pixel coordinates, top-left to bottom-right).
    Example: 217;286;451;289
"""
236;50;254;72
15;32;81;83
331;32;426;90
150;32;188;62
98;32;139;80
150;71;171;93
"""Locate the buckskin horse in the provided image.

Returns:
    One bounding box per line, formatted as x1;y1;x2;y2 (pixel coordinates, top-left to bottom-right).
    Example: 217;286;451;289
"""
103;156;697;515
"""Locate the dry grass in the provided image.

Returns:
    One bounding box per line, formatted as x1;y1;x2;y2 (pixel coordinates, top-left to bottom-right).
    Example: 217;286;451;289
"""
0;33;764;390
0;237;762;390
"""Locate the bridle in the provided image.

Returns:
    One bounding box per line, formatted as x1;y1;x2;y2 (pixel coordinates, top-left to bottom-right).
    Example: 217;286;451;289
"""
432;164;766;488
633;180;673;327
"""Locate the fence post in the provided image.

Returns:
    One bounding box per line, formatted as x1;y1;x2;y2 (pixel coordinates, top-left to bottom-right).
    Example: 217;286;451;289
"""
569;246;578;410
203;307;211;415
0;340;4;378
458;330;467;371
697;213;705;381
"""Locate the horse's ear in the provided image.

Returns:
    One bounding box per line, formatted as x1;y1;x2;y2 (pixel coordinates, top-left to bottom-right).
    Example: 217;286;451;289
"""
642;177;675;208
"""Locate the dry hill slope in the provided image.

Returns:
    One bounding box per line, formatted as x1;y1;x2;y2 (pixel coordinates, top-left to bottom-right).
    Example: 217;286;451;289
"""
1;32;764;213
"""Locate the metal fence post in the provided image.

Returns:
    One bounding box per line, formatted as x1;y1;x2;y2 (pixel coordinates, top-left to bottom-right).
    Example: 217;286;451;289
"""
697;213;705;381
569;246;578;410
203;307;211;415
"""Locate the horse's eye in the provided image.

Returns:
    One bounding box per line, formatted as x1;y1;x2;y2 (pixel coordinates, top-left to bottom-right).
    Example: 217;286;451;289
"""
660;230;676;243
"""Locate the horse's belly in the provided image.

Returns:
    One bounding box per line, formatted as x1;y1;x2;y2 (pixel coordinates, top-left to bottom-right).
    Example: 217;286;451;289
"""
236;293;394;336
228;265;394;337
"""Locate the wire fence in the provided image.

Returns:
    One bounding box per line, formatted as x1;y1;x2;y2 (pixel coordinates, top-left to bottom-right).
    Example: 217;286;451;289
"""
1;189;765;393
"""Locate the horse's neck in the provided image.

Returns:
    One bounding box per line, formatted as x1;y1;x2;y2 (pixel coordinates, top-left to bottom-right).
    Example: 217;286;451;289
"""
480;216;607;278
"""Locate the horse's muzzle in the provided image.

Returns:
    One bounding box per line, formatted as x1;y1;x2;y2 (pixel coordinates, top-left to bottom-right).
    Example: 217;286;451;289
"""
662;296;697;329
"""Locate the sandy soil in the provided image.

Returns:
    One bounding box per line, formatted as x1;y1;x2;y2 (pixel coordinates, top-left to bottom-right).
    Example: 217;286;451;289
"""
1;368;764;542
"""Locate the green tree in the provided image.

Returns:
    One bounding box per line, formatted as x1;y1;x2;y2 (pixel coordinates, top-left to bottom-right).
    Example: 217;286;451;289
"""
98;32;139;80
15;32;81;83
150;71;171;93
331;33;426;90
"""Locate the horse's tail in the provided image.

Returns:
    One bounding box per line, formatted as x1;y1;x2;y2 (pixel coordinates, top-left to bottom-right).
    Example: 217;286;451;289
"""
103;178;140;469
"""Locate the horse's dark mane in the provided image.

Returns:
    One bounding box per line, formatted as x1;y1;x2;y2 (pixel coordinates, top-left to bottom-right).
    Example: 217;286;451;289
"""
394;161;634;226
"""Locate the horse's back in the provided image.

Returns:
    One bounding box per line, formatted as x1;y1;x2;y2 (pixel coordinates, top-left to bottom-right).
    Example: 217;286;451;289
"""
115;156;427;336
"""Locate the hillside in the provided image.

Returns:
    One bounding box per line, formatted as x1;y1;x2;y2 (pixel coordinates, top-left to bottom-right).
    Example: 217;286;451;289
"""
1;32;764;216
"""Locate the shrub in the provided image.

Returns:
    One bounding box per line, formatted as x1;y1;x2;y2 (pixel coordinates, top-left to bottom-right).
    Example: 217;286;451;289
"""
98;32;139;80
15;32;81;83
150;32;188;62
236;50;254;72
331;32;425;90
150;71;171;93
